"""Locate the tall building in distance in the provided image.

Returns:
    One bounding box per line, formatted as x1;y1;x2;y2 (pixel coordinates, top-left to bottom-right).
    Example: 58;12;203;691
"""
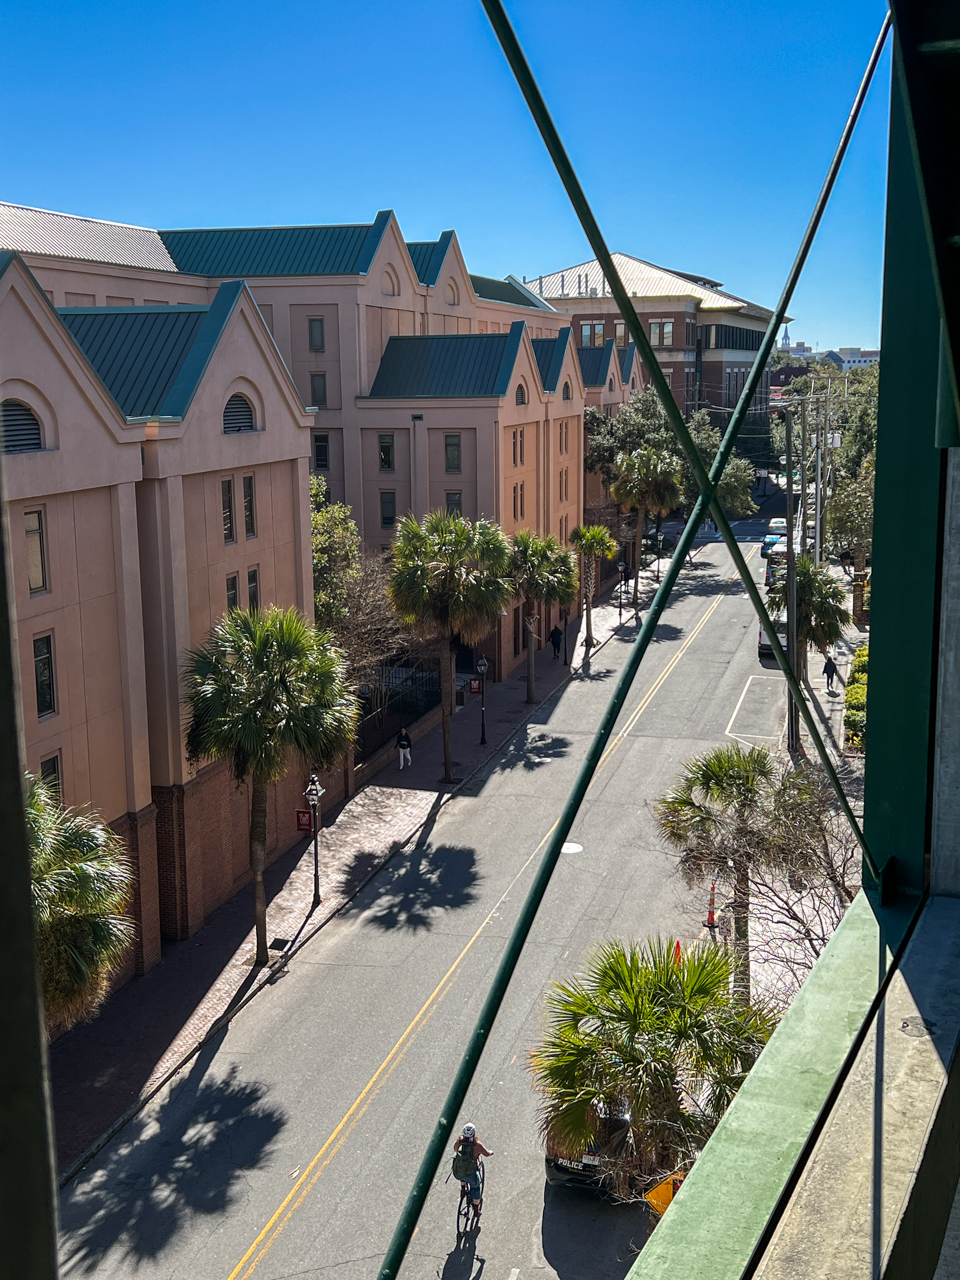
525;253;775;418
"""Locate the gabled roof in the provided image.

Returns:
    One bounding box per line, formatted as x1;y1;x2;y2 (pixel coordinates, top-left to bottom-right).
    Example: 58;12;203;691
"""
0;201;175;271
617;342;638;382
405;232;454;286
577;340;616;387
531;328;573;393
157;211;392;277
368;323;525;399
534;252;774;322
469;274;555;311
58;280;245;418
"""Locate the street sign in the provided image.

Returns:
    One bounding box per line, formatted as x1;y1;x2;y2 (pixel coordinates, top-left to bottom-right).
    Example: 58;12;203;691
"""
296;809;313;832
469;677;482;695
643;1170;687;1216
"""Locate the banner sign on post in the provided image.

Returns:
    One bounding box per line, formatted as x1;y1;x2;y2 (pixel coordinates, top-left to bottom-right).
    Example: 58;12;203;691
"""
469;677;482;695
296;809;313;833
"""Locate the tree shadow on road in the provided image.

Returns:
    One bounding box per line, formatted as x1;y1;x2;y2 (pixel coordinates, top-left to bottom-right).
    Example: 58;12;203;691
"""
342;843;480;932
540;1182;650;1280
59;1039;285;1275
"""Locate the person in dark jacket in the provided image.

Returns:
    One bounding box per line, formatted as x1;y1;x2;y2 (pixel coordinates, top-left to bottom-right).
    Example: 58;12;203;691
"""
396;728;412;770
823;654;838;693
549;625;563;659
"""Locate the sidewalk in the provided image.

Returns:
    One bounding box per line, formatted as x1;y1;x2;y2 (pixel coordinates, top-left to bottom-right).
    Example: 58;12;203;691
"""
50;579;652;1179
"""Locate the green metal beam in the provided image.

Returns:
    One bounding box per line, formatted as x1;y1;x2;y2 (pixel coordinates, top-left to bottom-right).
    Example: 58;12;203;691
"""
374;12;891;1279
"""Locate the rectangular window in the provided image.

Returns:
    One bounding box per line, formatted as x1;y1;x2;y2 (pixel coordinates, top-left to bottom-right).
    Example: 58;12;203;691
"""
379;433;395;471
512;430;518;467
663;369;673;389
222;479;235;544
247;567;260;611
380;491;396;528
580;323;591;348
34;634;55;718
308;317;325;351
39;753;60;798
444;433;461;473
519;428;525;466
243;475;256;538
25;510;46;593
663;320;674;347
594;323;605;348
226;574;239;610
313;432;329;470
512;484;518;521
519;481;525;519
564;421;569;453
650;321;661;346
564;468;569;501
615;321;626;347
559;468;563;499
310;372;327;407
513;605;521;656
445;491;462;516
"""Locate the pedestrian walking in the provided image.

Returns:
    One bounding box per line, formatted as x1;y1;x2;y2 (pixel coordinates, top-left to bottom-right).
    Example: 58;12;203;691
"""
549;624;563;659
839;549;853;577
396;727;412;770
823;655;838;694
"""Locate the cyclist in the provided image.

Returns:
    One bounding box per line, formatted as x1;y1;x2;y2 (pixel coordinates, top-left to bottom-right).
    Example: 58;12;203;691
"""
453;1123;492;1214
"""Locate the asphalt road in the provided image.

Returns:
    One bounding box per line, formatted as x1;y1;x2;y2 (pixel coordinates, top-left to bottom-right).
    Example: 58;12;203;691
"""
59;532;785;1280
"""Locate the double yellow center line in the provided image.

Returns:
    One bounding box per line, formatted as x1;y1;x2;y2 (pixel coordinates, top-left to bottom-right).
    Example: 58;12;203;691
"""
226;544;756;1280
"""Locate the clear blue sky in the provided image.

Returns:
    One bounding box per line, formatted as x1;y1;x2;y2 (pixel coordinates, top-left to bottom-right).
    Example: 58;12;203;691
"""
1;0;891;350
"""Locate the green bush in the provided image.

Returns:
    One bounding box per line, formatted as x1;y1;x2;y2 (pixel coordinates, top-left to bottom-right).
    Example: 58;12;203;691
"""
851;645;869;674
847;670;867;687
844;682;867;711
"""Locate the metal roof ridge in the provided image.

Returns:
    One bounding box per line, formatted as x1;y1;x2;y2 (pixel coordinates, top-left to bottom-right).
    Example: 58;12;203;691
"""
493;322;526;397
0;200;159;233
158;280;245;418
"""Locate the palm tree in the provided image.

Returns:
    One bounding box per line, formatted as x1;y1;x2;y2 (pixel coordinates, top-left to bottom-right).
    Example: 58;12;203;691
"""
184;606;358;967
569;524;618;646
27;773;135;1033
388;511;512;782
767;555;851;680
509;530;578;704
610;448;682;598
654;744;778;1000
530;938;774;1196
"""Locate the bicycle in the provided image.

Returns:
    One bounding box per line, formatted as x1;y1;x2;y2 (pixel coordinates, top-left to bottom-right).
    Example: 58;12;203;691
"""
456;1158;484;1238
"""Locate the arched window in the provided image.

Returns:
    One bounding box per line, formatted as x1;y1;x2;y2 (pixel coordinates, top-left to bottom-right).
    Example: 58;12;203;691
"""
0;399;42;453
631;377;636;389
608;378;614;391
515;384;526;406
445;278;459;307
562;381;571;401
381;266;400;297
223;393;255;433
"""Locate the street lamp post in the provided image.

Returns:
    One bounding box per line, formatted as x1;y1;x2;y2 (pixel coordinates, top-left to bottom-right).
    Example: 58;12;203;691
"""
304;773;325;910
562;609;568;666
476;654;489;746
617;560;626;625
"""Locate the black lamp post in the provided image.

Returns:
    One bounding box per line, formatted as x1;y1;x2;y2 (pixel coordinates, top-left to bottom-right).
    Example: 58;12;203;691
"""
617;559;626;624
562;609;569;665
304;773;325;910
476;654;488;745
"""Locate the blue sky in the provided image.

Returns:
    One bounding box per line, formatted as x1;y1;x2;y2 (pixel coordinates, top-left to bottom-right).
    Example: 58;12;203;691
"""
1;0;890;350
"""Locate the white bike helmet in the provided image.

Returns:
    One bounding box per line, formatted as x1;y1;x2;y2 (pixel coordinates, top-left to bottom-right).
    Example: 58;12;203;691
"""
462;1123;476;1139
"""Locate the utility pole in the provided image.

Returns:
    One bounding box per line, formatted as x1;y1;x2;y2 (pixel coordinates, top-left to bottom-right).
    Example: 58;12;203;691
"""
784;409;801;753
799;398;808;555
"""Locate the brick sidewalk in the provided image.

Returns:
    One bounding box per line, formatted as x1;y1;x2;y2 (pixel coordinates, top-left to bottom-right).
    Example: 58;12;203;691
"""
51;571;667;1178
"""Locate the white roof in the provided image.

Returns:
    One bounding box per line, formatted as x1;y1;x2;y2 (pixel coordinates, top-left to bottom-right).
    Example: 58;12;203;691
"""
0;201;175;271
531;252;773;320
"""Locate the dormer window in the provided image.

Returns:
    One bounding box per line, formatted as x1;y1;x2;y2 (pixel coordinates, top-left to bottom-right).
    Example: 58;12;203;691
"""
1;400;43;453
515;384;526;406
223;394;255;433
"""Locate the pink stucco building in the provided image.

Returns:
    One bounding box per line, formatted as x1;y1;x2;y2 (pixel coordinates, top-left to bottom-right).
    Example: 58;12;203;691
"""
0;202;593;977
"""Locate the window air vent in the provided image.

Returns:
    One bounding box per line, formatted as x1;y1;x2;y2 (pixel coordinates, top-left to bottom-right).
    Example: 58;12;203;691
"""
223;394;255;433
0;400;42;454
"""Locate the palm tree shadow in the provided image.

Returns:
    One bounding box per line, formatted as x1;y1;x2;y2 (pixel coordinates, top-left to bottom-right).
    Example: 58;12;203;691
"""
58;1039;285;1273
340;844;480;932
652;623;684;643
540;1182;650;1280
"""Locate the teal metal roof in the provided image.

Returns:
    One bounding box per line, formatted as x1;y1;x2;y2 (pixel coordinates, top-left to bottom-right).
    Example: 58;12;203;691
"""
405;232;453;286
577;339;615;387
531;328;573;392
469;274;554;311
617;342;638;383
158;211;392;277
368;323;525;399
58;280;245;418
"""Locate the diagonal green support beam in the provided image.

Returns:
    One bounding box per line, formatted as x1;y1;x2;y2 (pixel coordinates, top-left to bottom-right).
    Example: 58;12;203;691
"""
480;0;889;883
374;13;889;1279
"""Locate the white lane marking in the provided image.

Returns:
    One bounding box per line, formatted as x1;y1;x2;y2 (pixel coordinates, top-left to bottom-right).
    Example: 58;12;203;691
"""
725;675;784;747
507;1270;520;1280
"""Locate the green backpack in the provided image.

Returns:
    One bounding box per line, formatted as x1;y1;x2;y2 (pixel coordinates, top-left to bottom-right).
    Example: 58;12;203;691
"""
452;1140;477;1180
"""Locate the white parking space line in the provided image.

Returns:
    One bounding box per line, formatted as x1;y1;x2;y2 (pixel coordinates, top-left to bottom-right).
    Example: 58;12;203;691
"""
725;675;785;747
